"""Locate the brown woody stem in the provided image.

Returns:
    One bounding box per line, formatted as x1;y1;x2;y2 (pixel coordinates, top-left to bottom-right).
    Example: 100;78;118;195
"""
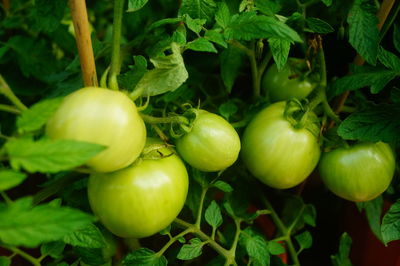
69;0;98;87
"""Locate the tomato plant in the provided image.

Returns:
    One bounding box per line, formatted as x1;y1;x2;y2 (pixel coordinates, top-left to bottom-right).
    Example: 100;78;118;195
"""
319;142;396;202
262;58;316;102
88;139;189;238
0;0;399;265
241;101;321;189
175;109;241;172
46;87;146;173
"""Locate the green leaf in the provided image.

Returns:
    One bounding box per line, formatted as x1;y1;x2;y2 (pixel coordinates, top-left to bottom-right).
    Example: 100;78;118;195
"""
118;55;148;91
394;24;400;54
5;138;105;173
337;103;400;147
255;0;281;15
0;198;94;247
127;0;149;12
7;36;57;80
215;2;231;28
63;223;106;248
0;170;27;191
17;97;63;134
186;38;218;53
303;204;317;227
205;29;227;48
41;241;66;259
225;12;302;42
331;232;353;266
306;17;334;34
330;68;398;96
381;199;400;245
32;0;67;33
321;0;332;6
377;46;400;71
147;18;183;32
356;196;383;241
267;241;285;255
239;227;270;266
184;14;206;34
205;200;223;229
172;25;187;46
295;231;313;253
220;45;244;93
134;43;189;97
268;38;290;71
347;0;379;65
218;100;238;120
74;247;107;266
0;257;10;266
213;180;234;192
179;0;217;23
177;238;204;260
123;248;167;266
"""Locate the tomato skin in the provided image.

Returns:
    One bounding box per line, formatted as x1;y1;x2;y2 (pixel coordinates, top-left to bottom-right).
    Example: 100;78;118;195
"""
262;60;316;102
176;110;241;172
241;101;321;189
88;139;189;238
319;142;395;202
46;87;146;173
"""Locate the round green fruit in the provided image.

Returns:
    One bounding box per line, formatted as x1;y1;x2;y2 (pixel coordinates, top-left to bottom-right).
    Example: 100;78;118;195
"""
262;59;316;102
176;110;241;172
241;101;321;189
88;139;189;238
319;142;395;202
46;87;146;173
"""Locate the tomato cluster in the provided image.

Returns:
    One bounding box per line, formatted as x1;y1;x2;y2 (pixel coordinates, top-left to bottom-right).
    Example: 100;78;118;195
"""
46;78;395;239
46;87;242;238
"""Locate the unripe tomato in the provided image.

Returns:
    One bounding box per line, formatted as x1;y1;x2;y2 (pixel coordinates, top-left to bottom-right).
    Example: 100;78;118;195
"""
88;139;189;238
319;142;395;202
262;59;316;102
176;110;241;172
46;87;146;173
241;101;321;189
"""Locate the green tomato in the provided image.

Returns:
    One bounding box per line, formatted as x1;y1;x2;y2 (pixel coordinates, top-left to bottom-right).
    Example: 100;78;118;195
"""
46;87;146;173
176;110;241;172
87;139;189;238
319;142;395;202
262;59;316;102
241;101;321;189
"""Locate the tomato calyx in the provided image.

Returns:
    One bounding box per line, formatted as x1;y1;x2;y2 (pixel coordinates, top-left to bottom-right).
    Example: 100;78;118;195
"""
283;99;320;137
141;142;175;160
170;107;199;138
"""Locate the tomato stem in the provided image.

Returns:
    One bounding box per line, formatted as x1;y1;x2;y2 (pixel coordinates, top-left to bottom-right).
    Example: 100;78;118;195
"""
174;218;233;262
0;104;21;114
1;246;41;266
108;0;125;91
308;36;340;124
195;187;208;228
156;227;193;257
260;195;301;266
0;191;12;204
0;75;27;111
